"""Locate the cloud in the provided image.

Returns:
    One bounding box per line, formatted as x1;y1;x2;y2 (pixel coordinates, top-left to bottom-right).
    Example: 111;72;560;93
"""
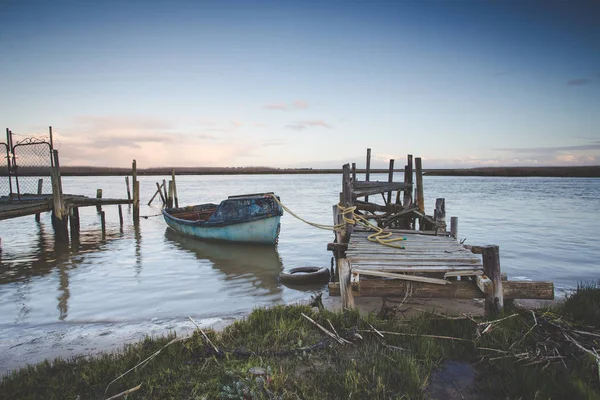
495;141;600;154
264;100;309;110
261;141;286;147
567;78;592;86
285;120;332;131
53;115;254;167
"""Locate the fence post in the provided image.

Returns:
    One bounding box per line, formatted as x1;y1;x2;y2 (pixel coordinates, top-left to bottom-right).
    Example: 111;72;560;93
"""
35;179;43;222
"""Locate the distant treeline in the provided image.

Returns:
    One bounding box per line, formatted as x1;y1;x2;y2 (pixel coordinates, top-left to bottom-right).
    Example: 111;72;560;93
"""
424;166;600;178
1;165;599;177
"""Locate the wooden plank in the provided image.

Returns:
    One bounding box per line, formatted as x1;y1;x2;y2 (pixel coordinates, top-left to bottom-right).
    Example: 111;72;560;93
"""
353;182;406;198
329;280;554;299
445;270;483;277
476;275;492;294
349;256;482;263
350;264;483;273
352;268;449;285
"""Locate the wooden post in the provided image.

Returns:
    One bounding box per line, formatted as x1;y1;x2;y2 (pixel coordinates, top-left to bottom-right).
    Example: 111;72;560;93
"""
167;180;174;208
415;157;424;213
450;217;458;239
162;179;168;203
35;178;43;222
434;198;446;232
386;159;394;205
155;182;166;206
96;189;103;212
351;163;356;183
100;210;106;234
171;169;179;208
118;204;124;226
69;207;80;239
341;164;353;242
148;182;164;206
482;245;504;315
403;154;413;208
133;180;140;222
338;258;355;309
125;177;131;200
132;160;139;222
365;148;371;202
51;150;68;240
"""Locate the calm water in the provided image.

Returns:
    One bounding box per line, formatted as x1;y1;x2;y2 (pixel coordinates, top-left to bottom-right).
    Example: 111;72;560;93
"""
1;174;599;374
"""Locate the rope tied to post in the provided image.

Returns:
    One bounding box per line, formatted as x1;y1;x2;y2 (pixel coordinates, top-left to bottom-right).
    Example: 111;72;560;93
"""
267;194;406;249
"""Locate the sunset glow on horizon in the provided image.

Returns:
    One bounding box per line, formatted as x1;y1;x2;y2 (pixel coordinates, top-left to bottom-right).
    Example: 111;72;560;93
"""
1;0;599;169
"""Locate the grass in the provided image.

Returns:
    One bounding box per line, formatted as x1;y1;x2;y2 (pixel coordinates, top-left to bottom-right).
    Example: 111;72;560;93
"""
2;286;600;399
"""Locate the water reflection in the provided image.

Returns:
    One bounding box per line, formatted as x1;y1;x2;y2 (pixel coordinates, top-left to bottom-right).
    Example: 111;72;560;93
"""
164;229;283;295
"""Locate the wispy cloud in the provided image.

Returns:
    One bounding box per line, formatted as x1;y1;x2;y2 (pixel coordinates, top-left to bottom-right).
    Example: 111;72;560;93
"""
567;78;592;86
261;141;286;147
286;120;332;131
495;141;600;154
264;100;309;110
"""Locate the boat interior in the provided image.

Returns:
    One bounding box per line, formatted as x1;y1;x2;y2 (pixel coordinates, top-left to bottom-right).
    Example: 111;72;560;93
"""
171;207;217;222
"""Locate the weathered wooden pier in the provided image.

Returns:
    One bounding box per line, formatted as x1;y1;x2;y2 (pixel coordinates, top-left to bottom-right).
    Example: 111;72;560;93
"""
329;149;554;315
0;127;139;241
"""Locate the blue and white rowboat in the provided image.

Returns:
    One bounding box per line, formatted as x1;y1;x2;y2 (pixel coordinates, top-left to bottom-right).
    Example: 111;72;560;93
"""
162;193;283;244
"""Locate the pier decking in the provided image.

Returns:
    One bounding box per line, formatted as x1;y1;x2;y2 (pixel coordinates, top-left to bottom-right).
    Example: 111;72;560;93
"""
329;149;554;314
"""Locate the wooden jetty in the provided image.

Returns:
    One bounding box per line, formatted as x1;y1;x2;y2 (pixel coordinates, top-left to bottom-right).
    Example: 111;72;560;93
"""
329;149;554;315
1;127;140;241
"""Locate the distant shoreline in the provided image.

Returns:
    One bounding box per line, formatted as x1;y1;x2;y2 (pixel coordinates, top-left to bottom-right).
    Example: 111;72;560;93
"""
3;165;600;178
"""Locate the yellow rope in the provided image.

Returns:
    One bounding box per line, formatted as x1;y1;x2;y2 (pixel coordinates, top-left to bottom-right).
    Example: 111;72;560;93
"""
268;194;406;249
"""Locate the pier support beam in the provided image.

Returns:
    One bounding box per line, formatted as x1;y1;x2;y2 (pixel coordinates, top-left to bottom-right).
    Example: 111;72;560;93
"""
51;150;68;240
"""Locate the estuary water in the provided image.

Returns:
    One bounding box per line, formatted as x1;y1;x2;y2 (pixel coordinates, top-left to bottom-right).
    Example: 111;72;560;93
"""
0;174;599;374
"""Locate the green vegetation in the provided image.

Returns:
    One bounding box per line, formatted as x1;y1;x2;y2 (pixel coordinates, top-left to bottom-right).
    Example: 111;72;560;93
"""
2;287;599;399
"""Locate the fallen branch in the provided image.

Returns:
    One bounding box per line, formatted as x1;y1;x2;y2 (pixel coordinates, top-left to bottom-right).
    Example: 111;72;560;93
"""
301;313;351;344
105;383;143;400
189;316;220;354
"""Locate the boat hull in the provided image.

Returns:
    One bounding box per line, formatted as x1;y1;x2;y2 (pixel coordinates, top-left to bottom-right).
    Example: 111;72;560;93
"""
164;214;281;244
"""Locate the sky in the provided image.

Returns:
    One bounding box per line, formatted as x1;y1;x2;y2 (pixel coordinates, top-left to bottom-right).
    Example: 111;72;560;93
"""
1;0;599;169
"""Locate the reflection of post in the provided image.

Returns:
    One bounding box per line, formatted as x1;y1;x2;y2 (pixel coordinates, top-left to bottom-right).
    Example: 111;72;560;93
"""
35;178;43;222
54;233;70;321
134;222;142;276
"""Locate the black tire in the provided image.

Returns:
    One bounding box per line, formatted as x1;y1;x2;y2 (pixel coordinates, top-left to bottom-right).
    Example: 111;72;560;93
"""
279;267;330;285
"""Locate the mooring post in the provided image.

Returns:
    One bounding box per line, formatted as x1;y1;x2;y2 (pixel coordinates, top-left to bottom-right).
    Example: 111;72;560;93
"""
434;198;446;232
162;179;168;203
125;176;131;201
96;189;103;212
365;148;371;202
403;154;413;209
415;157;424;213
35;178;43;222
482;245;504;315
450;217;458;239
51;150;68;240
387;159;394;205
351;162;356;183
171;169;179;208
167;180;174;208
338;258;355;309
132;160;140;222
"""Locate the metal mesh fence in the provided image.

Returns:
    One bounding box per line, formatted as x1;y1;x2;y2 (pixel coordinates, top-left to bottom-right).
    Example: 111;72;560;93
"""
0;142;9;197
12;140;53;197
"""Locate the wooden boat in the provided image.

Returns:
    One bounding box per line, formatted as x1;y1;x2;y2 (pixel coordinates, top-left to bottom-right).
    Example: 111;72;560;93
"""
162;193;283;244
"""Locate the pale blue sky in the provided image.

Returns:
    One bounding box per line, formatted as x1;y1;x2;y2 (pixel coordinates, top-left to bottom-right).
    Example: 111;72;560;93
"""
1;0;598;168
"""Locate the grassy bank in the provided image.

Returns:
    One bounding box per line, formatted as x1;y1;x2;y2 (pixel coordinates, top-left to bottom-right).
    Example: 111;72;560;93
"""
2;285;599;399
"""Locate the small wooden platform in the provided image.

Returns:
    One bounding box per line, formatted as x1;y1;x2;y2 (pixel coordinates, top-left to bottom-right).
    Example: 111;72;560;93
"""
0;195;133;221
348;228;483;275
